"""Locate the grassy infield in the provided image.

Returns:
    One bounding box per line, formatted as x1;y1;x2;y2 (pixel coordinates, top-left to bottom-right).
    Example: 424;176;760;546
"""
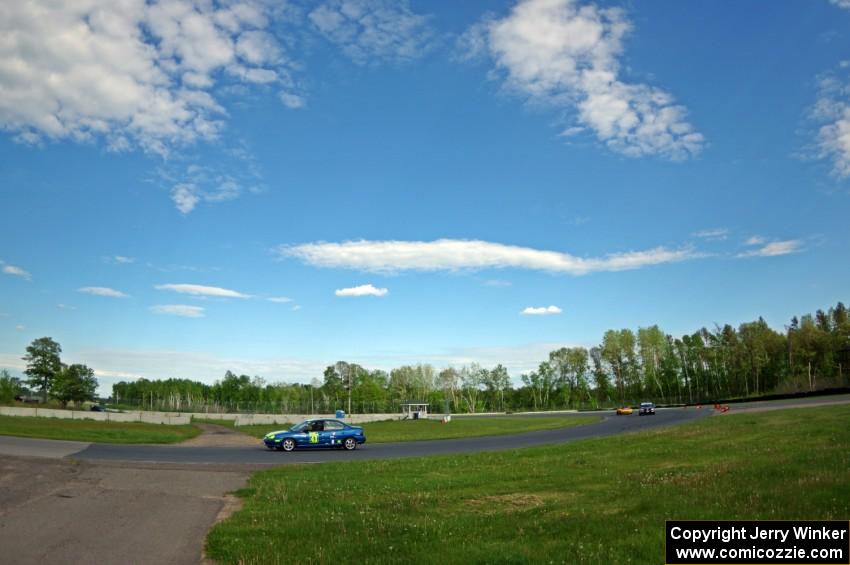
0;414;595;444
0;414;200;443
2;407;848;562
206;406;850;564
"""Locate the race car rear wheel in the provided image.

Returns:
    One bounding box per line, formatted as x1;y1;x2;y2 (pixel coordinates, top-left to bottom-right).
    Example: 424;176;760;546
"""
343;437;357;451
281;438;296;452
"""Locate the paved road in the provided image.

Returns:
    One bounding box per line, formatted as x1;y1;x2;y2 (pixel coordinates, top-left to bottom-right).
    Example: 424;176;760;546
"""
0;456;248;565
71;408;710;465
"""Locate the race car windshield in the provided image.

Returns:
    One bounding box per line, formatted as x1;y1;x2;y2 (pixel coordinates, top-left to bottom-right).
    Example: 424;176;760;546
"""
289;422;309;432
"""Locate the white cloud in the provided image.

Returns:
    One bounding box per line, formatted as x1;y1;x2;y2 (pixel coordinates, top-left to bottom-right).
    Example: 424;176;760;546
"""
0;0;299;156
155;283;251;298
744;236;766;246
0;261;32;280
268;296;293;303
159;150;266;213
308;0;434;64
737;240;802;258
829;0;850;10
106;255;136;264
280;239;701;276
57;304;77;310
171;183;202;214
279;92;305;109
484;279;513;287
810;68;850;179
460;0;704;160
78;286;129;298
150;304;205;318
521;305;562;316
15;325;25;331
693;228;729;241
335;284;389;297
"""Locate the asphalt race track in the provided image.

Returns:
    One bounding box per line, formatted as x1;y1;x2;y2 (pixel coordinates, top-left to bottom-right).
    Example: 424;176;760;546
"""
61;408;709;465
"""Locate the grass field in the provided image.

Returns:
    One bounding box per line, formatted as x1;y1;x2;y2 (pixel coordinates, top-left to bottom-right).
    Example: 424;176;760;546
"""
237;415;599;443
206;405;850;564
0;414;202;444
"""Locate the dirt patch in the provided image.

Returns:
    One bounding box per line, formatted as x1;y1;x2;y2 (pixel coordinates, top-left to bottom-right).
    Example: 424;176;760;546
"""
178;423;259;448
465;493;547;514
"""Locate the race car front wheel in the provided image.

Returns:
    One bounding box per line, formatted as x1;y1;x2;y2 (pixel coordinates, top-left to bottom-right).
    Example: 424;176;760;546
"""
343;437;357;451
281;438;296;452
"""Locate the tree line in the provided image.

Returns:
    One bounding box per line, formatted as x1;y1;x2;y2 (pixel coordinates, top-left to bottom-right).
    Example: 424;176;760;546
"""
106;301;850;414
0;337;99;407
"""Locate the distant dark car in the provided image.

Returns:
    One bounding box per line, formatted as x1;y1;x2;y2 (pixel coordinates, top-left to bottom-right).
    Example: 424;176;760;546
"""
90;405;105;412
15;395;40;404
264;419;366;452
639;402;656;416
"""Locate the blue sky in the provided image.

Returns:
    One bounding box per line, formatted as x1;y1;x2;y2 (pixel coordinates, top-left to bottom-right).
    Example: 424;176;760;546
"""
1;0;849;394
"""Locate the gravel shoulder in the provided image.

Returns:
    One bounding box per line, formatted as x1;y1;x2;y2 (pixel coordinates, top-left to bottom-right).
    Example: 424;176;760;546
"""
0;455;248;565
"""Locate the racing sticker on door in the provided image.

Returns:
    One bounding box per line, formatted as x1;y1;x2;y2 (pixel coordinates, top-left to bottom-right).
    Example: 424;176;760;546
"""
309;432;319;443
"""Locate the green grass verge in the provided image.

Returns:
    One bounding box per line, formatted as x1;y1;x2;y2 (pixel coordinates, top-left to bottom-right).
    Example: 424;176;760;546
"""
237;416;598;443
206;405;850;564
0;414;201;444
191;417;238;428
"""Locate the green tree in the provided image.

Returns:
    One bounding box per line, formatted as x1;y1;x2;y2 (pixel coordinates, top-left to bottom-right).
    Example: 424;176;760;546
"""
0;369;23;404
52;364;98;408
23;337;62;403
459;363;486;413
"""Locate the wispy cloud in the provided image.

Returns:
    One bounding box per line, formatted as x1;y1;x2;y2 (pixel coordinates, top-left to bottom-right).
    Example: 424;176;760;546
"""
335;284;389;297
521;305;562;316
0;260;32;280
744;236;766;246
15;325;25;331
693;228;729;241
149;304;205;318
280;239;702;276
268;296;293;303
158;151;266;214
308;0;435;65
484;279;513;287
829;0;850;10
57;304;77;310
155;284;251;299
78;286;128;298
737;240;802;258
458;0;704;160
808;66;850;179
104;255;135;265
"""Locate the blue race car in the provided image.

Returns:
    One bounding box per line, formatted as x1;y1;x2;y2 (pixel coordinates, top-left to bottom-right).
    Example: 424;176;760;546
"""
264;419;366;452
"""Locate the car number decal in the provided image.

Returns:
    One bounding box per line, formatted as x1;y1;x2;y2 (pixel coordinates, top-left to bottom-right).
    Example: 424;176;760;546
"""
309;432;319;444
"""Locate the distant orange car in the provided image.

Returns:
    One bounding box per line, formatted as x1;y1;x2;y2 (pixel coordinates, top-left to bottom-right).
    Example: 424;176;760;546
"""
616;406;633;415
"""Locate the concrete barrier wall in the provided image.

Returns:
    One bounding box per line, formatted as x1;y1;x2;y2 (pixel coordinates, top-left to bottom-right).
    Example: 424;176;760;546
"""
0;406;190;425
1;405;401;426
233;413;399;426
188;412;239;421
